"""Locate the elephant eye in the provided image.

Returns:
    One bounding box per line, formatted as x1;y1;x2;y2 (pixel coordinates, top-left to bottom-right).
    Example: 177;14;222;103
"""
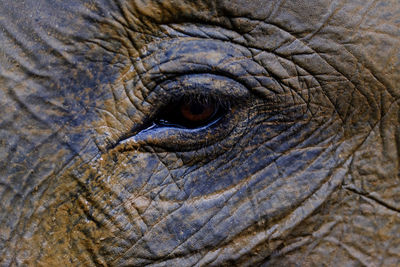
155;97;228;129
113;74;251;152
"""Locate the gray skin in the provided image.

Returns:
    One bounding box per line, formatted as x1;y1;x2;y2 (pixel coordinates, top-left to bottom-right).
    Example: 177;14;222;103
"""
0;0;399;266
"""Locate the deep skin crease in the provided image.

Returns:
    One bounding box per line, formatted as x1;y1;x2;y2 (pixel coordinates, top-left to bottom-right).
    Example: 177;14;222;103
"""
0;0;399;266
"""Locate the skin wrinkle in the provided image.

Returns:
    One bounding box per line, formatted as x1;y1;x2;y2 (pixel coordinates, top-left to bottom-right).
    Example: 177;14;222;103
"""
300;0;345;42
343;101;400;212
77;195;130;248
1;121;88;252
110;84;136;128
233;162;350;265
118;188;236;264
117;161;241;262
123;155;182;201
156;187;243;261
72;179;140;258
179;164;279;254
14;166;77;264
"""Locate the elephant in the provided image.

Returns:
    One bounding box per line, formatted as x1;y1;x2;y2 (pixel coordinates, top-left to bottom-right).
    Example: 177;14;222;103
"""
0;0;399;266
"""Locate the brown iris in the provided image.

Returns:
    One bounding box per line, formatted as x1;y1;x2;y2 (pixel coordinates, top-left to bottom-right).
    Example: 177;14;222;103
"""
156;97;224;129
180;101;215;123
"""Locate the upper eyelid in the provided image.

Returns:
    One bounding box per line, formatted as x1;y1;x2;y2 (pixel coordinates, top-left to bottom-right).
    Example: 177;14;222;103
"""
127;38;272;97
145;73;250;106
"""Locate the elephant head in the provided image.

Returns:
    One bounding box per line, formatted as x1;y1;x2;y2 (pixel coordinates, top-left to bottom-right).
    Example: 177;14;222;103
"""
0;0;399;266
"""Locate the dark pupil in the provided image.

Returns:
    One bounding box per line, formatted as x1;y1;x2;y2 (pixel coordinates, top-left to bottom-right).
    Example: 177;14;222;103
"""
189;102;206;115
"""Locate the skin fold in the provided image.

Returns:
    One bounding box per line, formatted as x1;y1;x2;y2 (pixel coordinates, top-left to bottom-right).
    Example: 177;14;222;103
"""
0;0;399;266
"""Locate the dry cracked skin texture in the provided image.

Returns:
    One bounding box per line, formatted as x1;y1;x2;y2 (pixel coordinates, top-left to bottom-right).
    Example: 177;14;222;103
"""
0;0;399;266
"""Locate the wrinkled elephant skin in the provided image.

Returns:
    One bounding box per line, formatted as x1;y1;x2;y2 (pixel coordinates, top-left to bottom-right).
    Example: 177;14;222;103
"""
0;0;399;266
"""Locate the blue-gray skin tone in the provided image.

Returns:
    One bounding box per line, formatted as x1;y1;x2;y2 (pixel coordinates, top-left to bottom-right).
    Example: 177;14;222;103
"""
0;0;399;266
